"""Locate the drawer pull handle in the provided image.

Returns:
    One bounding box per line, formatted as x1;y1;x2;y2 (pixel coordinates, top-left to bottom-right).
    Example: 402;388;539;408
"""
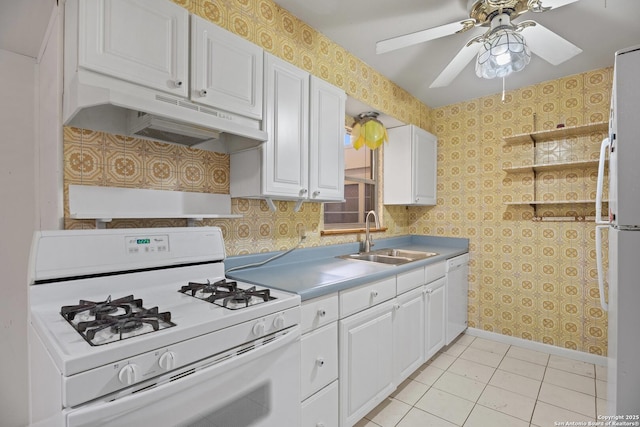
316;423;325;427
317;309;326;317
371;290;379;298
393;303;401;311
316;357;325;367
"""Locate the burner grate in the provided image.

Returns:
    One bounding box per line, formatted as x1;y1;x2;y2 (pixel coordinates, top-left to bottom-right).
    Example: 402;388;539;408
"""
61;295;142;321
61;296;175;346
179;279;275;309
179;278;237;297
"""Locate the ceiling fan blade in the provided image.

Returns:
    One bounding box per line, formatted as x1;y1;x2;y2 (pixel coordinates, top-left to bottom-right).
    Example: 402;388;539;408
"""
538;0;580;9
376;20;475;54
429;41;479;88
523;23;582;65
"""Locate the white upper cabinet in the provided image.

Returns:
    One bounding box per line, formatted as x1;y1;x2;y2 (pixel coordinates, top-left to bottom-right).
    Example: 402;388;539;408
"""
231;54;345;207
384;124;437;206
79;0;189;97
309;76;346;202
263;53;310;199
190;15;263;119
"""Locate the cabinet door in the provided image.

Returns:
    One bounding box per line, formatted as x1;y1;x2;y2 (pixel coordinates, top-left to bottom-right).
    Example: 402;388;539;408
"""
394;287;424;384
413;126;437;205
446;256;469;345
301;380;339;427
309;76;346;202
79;0;188;97
425;277;446;361
301;323;338;400
263;53;309;198
384;124;437;205
340;300;394;427
191;15;263;119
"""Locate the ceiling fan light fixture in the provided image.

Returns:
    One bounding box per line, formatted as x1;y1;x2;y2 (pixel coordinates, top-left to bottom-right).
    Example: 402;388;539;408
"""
475;27;531;79
351;112;388;150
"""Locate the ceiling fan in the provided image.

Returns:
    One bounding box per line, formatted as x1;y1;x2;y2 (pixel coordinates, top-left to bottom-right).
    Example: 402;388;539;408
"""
376;0;583;88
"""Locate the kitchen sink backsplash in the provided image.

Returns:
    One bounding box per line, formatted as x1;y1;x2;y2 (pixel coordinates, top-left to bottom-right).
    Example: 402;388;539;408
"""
62;125;411;254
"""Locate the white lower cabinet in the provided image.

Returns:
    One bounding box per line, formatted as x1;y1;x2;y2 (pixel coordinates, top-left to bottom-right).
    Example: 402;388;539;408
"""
301;296;339;427
313;261;451;427
301;323;338;400
424;276;446;361
393;286;425;384
339;299;395;427
302;380;339;427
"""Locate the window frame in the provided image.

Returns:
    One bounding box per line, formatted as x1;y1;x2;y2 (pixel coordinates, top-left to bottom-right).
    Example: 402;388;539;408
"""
322;126;382;233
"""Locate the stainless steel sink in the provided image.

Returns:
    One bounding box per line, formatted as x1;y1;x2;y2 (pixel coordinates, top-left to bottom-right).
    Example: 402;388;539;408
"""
337;248;439;265
373;248;439;260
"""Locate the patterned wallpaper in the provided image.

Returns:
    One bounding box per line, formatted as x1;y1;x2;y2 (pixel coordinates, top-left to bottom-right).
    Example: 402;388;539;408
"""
62;0;613;355
411;69;613;355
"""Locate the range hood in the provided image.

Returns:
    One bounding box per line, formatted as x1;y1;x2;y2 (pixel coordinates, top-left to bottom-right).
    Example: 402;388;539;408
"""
63;71;268;154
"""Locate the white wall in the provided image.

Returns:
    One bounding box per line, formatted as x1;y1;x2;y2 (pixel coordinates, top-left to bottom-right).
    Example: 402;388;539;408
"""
36;7;64;231
0;48;37;427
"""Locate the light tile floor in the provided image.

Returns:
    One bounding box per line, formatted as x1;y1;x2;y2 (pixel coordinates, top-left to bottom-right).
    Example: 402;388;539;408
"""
356;333;608;427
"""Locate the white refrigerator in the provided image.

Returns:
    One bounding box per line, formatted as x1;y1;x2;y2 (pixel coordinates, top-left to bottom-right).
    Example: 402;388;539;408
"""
596;45;640;415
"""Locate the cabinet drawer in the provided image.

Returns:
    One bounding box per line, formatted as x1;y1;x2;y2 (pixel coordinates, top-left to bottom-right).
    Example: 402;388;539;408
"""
425;261;446;283
301;380;339;427
301;323;338;400
301;294;339;334
396;266;425;294
339;277;396;318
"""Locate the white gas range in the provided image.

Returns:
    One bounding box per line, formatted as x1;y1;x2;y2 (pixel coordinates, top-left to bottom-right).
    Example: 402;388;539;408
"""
28;227;301;427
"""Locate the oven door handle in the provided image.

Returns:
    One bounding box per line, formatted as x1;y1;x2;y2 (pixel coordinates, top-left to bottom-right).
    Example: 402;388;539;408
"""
65;326;300;427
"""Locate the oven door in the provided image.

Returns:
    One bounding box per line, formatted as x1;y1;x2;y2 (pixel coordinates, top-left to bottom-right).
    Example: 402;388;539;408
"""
64;327;300;427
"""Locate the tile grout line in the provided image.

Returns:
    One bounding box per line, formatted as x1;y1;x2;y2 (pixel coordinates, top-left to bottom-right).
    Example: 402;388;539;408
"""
528;353;549;427
462;341;513;427
362;335;601;427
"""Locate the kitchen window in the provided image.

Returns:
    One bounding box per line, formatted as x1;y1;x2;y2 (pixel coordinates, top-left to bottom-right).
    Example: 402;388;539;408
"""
323;128;379;231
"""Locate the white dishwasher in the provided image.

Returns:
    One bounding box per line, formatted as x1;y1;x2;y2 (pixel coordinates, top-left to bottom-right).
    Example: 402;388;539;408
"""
445;253;469;345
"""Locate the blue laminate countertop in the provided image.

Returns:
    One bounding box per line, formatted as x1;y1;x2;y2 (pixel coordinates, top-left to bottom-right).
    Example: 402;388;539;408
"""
225;235;469;301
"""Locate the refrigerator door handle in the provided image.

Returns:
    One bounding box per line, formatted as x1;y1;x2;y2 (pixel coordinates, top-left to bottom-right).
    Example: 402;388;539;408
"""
596;138;610;225
595;224;609;311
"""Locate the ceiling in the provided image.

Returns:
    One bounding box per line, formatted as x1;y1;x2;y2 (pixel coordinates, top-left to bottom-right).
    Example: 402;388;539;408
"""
272;0;640;108
0;0;56;60
2;0;638;111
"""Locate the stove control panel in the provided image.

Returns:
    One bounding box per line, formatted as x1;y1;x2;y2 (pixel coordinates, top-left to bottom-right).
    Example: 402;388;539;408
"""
125;234;169;254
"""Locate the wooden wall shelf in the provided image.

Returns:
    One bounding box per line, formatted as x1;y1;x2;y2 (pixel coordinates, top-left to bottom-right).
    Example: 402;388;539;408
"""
503;121;608;145
502;121;608;220
502;159;604;173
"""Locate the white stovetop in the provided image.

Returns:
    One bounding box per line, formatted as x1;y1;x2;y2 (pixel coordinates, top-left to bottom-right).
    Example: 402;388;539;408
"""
30;261;299;377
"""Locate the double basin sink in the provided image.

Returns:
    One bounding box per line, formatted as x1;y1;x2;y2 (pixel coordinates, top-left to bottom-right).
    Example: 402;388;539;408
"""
337;248;439;266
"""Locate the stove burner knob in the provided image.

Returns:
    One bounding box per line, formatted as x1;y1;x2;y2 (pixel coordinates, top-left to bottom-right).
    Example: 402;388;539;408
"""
158;351;177;371
272;314;285;329
118;364;139;385
252;320;266;336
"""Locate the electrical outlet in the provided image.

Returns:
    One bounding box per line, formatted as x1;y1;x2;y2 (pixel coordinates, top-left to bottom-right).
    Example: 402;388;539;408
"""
298;224;307;240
